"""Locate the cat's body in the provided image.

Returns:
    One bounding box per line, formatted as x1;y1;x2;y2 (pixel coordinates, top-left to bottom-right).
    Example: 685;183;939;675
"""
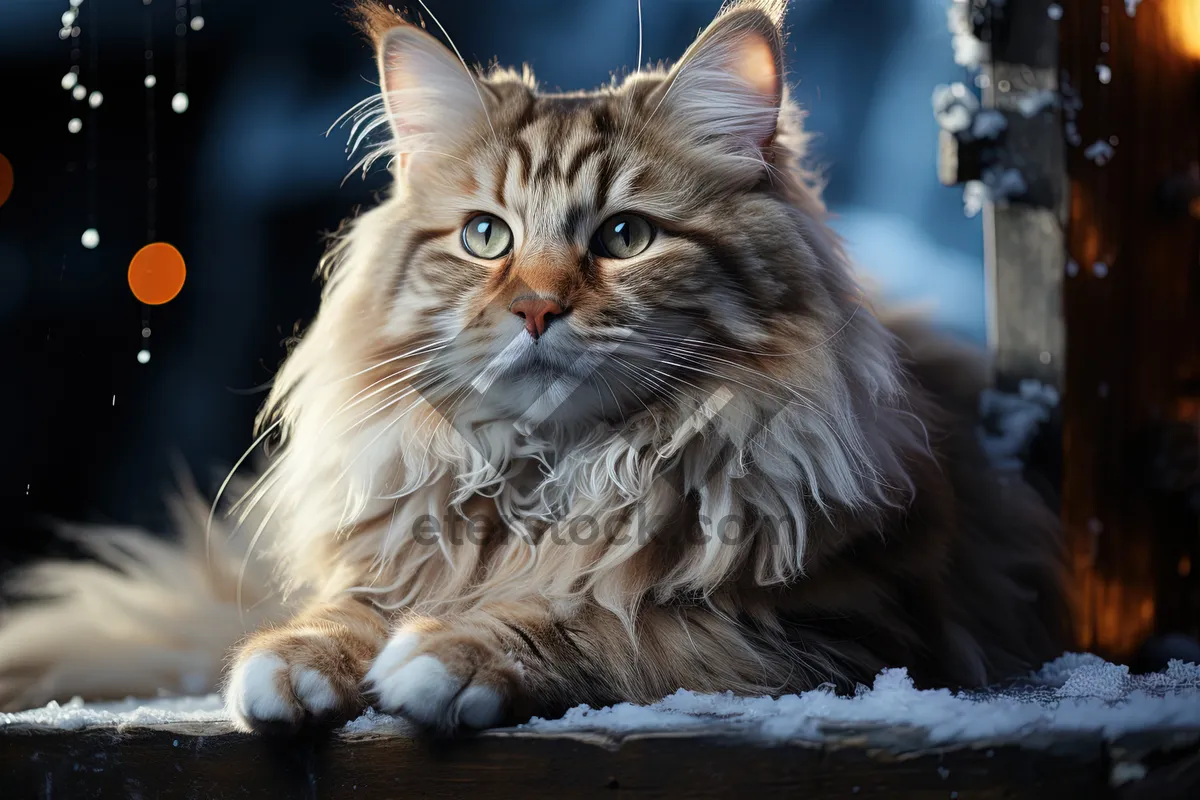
0;1;1068;732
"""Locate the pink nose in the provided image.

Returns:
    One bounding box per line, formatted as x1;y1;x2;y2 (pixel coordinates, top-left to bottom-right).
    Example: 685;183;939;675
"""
509;296;565;340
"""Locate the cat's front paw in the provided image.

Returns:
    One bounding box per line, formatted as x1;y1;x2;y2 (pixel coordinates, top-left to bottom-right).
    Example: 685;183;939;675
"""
225;631;371;734
364;621;523;734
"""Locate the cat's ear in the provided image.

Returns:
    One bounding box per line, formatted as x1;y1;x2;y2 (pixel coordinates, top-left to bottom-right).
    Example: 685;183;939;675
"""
655;1;786;162
372;22;491;164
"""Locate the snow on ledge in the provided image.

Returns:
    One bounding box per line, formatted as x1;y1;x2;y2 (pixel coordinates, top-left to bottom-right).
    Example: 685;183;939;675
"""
4;654;1200;745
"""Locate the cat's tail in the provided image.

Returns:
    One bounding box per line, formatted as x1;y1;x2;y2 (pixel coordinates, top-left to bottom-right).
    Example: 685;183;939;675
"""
0;480;290;712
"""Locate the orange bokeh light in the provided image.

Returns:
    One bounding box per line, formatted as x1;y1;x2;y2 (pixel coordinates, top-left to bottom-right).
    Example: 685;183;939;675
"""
1169;0;1200;60
0;153;12;208
128;242;187;305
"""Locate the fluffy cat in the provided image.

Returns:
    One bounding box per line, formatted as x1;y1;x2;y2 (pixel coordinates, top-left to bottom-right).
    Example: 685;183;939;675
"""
0;0;1068;734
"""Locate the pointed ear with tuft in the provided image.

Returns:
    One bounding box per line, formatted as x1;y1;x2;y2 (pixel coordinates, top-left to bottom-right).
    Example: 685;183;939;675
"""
374;23;492;170
654;2;787;166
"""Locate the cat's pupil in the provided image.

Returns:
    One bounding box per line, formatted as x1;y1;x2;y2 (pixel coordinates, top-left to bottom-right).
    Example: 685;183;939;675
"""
477;220;491;242
614;221;628;246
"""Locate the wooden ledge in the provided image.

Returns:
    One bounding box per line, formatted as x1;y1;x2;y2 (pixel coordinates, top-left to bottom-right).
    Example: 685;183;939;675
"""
4;720;1199;798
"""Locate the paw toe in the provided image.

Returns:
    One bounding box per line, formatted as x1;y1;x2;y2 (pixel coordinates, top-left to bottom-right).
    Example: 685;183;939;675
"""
365;631;518;734
226;652;298;729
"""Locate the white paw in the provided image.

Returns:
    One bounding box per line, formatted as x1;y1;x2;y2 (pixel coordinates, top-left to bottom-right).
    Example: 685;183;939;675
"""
364;631;513;733
224;652;343;732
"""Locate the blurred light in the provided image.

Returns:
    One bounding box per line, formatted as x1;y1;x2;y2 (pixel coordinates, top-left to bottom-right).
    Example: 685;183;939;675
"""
88;91;103;109
171;92;189;114
0;153;11;208
137;349;151;364
1181;555;1193;577
61;10;77;27
68;118;82;134
144;74;156;88
128;242;187;305
72;85;86;101
1169;0;1200;59
81;228;99;249
61;72;78;90
190;16;205;32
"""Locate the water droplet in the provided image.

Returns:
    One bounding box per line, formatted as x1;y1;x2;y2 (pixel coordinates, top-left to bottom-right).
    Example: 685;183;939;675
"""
81;228;100;249
171;92;190;114
68;118;83;134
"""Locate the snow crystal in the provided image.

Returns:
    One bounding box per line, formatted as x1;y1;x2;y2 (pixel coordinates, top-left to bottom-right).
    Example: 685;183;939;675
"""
978;380;1059;471
931;83;978;134
521;657;1200;744
985;166;1027;199
1085;140;1115;165
962;180;987;218
960;167;1028;218
948;3;988;69
1037;652;1110;686
970;109;1007;140
1057;662;1130;700
4;655;1198;748
1;695;226;732
1015;89;1058;118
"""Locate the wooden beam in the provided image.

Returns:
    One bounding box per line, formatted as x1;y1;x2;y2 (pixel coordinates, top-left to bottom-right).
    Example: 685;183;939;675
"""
2;721;1198;799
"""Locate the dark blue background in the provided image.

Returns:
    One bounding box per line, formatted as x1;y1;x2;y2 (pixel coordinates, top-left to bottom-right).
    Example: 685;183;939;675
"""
0;0;981;559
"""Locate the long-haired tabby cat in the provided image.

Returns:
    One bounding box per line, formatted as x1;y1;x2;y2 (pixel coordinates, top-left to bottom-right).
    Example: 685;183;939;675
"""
0;0;1068;733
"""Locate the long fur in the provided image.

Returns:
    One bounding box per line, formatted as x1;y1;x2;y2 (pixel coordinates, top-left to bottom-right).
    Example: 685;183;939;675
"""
0;0;1068;723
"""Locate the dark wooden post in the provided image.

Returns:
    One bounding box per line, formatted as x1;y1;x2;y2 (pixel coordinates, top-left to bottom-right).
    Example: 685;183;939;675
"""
1058;0;1200;657
981;0;1069;391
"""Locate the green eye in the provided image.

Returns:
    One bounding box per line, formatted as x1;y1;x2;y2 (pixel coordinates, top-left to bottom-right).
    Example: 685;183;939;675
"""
462;214;513;259
590;214;654;259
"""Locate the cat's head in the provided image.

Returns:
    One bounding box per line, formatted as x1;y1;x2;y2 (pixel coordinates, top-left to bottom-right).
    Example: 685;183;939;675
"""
262;0;915;586
300;0;889;437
